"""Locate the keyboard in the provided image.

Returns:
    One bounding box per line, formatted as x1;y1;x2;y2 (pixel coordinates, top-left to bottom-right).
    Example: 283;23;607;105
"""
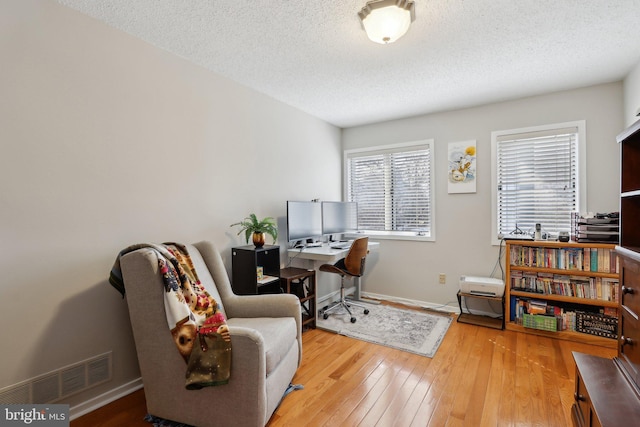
330;242;352;249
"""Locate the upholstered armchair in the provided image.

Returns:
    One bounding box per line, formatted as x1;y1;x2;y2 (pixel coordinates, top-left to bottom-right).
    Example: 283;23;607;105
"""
120;241;302;427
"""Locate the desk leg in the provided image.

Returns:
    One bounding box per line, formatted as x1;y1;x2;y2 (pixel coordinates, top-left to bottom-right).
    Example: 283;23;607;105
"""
346;276;380;305
353;277;361;300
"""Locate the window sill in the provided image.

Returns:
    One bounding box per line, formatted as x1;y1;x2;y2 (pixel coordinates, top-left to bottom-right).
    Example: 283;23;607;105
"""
345;231;435;242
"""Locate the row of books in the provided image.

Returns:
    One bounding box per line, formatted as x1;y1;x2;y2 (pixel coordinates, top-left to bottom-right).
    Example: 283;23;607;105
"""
511;297;618;334
510;271;619;302
509;244;618;273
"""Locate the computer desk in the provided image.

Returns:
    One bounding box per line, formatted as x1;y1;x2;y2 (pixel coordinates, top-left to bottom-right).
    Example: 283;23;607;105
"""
287;241;379;301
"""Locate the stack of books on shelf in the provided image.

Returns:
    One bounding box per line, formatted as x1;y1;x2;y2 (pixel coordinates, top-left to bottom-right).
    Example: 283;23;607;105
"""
512;298;575;332
571;212;619;243
511;297;618;338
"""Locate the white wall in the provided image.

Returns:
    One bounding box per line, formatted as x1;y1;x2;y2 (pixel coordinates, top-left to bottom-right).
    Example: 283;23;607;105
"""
624;60;640;126
343;83;623;309
0;0;341;411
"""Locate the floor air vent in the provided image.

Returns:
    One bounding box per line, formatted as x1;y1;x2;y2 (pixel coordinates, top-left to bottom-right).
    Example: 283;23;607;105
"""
32;373;59;403
0;351;112;404
61;364;87;397
0;383;29;405
87;354;110;386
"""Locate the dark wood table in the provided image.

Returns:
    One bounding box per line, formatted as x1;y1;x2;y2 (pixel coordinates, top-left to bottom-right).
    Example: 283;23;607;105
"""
280;267;316;330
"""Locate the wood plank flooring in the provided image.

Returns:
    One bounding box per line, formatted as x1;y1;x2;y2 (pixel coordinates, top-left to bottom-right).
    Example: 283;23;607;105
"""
71;305;615;427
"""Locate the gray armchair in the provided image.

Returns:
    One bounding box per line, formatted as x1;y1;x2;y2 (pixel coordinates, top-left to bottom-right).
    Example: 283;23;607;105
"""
120;241;302;427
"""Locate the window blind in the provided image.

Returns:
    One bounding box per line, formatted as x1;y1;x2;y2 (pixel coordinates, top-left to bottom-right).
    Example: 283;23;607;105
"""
496;128;578;236
347;144;432;235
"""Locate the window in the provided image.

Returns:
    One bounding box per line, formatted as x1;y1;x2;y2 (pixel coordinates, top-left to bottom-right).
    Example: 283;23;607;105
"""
491;121;586;244
345;140;435;240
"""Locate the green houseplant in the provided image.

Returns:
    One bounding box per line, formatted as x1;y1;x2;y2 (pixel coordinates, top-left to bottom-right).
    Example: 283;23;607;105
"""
230;214;278;248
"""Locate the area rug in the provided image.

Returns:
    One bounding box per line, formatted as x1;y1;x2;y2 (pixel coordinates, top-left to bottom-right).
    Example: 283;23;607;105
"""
316;302;452;358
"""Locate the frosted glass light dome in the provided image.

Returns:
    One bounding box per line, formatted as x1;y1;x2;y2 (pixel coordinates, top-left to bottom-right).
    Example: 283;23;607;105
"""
358;0;415;44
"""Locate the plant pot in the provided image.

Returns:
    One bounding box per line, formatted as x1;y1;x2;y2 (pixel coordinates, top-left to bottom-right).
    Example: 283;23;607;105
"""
252;232;265;248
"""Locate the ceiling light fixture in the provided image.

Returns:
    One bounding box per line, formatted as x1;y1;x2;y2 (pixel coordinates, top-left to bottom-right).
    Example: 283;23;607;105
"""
358;0;416;44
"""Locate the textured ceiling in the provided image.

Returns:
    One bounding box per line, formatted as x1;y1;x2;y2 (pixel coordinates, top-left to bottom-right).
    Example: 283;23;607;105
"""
55;0;640;128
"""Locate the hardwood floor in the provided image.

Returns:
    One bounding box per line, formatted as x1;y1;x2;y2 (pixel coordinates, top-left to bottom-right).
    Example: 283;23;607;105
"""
71;307;615;427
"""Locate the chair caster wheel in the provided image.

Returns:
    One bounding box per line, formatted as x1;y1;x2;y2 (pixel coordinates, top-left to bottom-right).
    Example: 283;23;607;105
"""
364;309;370;315
323;313;329;320
350;317;356;323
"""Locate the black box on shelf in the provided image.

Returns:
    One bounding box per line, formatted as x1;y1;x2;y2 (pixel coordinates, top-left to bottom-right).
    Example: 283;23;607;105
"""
575;311;618;339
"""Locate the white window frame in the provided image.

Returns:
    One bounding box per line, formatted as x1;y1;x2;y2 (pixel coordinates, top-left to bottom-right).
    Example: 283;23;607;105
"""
490;120;587;245
344;139;436;242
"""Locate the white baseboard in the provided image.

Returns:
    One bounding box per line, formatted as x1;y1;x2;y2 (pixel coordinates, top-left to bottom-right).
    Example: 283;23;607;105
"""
361;291;459;314
317;289;459;314
69;377;143;420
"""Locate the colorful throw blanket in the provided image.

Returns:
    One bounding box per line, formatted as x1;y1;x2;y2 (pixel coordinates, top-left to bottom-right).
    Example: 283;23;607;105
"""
109;243;231;389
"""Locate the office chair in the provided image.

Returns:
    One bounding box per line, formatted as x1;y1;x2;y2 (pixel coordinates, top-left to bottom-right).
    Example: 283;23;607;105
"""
319;237;370;323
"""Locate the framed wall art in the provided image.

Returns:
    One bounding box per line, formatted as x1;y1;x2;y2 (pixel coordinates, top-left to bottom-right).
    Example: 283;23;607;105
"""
448;140;476;194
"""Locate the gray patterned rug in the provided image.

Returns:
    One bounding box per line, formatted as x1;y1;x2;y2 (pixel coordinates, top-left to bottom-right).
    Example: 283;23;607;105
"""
316;302;452;358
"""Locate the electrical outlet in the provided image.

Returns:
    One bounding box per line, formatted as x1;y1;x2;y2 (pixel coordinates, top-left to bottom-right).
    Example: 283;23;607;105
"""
439;273;446;284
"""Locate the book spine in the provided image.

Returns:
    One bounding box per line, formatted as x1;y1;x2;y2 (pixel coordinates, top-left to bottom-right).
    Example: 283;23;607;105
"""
584;247;591;271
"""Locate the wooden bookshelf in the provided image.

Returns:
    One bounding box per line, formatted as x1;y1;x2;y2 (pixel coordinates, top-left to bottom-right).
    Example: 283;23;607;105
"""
505;240;619;349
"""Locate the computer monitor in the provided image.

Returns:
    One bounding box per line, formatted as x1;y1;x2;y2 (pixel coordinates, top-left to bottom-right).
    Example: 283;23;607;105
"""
322;201;358;236
286;201;323;243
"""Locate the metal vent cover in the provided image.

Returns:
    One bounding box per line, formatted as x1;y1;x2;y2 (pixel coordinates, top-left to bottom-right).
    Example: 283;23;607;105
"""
0;351;112;404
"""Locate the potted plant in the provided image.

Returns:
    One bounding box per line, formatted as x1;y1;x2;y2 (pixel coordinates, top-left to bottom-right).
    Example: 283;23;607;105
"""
230;214;278;248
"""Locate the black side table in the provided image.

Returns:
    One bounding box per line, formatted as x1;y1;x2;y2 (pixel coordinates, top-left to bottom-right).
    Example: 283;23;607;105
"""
231;245;280;295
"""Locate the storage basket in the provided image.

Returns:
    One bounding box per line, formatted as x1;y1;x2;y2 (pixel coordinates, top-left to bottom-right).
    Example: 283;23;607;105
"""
523;314;558;332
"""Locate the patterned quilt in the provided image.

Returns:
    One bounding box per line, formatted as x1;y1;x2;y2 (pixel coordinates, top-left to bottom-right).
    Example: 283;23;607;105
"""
109;243;231;388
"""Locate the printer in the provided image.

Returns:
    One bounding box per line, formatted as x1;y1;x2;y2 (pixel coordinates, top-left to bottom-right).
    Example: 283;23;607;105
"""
459;276;505;297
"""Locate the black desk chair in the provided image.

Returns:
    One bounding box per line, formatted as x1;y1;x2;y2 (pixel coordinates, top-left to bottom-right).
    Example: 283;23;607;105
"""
319;237;370;323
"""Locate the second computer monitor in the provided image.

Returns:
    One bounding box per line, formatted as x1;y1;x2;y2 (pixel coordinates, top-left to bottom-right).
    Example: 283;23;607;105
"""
322;201;358;236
